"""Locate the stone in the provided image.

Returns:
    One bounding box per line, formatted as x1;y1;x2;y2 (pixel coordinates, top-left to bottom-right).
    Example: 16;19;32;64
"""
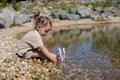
77;7;91;18
94;7;104;12
2;6;16;27
69;8;78;14
14;13;31;25
51;9;67;19
66;14;80;20
0;13;5;27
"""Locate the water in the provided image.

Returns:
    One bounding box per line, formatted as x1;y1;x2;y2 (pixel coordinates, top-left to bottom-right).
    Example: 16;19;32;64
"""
44;24;120;80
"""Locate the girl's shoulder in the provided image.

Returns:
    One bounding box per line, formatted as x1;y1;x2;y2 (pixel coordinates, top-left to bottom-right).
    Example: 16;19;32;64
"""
21;30;42;41
26;30;41;37
26;30;37;35
22;30;36;38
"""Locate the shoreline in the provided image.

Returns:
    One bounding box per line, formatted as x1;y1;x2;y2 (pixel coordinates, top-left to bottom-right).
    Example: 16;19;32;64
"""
0;16;119;54
0;16;119;40
47;16;120;31
52;16;120;27
22;16;120;32
0;15;120;80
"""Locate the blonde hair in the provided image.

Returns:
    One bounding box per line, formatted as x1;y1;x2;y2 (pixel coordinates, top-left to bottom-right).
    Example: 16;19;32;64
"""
34;12;52;29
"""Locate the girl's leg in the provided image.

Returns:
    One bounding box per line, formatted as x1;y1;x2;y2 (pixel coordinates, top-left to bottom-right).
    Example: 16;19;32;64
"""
31;52;49;60
31;50;57;61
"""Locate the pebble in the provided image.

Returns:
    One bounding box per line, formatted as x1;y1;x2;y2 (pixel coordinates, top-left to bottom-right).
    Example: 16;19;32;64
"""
0;27;61;79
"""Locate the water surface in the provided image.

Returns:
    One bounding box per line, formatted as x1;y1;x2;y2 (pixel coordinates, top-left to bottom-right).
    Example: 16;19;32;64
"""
44;24;120;80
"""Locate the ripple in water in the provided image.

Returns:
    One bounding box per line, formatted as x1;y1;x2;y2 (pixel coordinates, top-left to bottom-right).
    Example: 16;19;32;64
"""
44;24;120;80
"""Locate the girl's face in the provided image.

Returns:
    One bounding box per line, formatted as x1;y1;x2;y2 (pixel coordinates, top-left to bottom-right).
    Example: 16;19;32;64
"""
37;23;52;36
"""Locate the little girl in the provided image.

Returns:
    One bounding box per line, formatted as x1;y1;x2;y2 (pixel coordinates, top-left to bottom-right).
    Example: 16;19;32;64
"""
16;12;65;63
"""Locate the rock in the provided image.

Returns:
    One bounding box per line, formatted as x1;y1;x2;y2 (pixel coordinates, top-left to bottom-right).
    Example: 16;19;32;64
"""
51;7;91;20
100;13;109;20
14;11;31;25
0;52;8;63
117;4;120;10
2;6;16;27
35;0;42;5
21;8;37;15
0;13;5;27
103;10;112;16
51;9;67;19
105;7;118;16
66;14;80;20
0;54;60;79
59;13;67;20
75;0;81;3
69;8;78;14
40;7;51;16
14;13;22;25
0;6;32;27
47;6;53;10
94;7;104;12
77;7;91;18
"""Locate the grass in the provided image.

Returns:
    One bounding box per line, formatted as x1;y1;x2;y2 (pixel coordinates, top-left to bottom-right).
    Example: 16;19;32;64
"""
52;3;78;11
13;4;22;11
0;3;21;11
26;3;36;10
0;4;4;9
22;2;118;11
51;2;118;10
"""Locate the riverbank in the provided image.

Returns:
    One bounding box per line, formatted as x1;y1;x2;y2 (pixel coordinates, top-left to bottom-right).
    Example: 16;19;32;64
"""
0;16;120;79
0;16;120;54
52;16;120;30
22;16;120;32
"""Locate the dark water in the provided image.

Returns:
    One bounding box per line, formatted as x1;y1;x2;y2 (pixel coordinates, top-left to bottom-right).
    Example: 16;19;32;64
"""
44;24;120;80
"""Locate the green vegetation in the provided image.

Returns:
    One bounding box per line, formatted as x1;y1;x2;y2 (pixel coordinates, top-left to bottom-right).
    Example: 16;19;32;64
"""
12;0;21;11
26;3;36;10
51;2;118;11
0;0;7;9
0;0;21;11
1;0;7;7
90;2;117;9
0;1;118;11
23;2;117;11
52;3;78;11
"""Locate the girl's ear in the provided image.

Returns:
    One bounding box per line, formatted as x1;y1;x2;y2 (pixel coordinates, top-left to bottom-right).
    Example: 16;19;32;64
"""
36;25;40;30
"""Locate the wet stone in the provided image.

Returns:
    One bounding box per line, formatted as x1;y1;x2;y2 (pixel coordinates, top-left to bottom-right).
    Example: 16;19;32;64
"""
0;55;61;79
0;24;120;79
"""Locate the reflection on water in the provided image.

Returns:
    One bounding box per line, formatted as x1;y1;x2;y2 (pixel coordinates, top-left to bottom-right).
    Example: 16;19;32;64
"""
44;24;120;80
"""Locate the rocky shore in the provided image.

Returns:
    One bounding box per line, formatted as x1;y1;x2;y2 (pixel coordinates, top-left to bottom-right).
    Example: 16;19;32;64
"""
0;25;61;79
0;15;120;54
0;15;120;79
0;1;120;79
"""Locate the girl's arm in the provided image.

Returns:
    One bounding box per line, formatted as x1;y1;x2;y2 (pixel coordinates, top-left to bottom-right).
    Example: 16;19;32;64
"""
38;46;58;63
